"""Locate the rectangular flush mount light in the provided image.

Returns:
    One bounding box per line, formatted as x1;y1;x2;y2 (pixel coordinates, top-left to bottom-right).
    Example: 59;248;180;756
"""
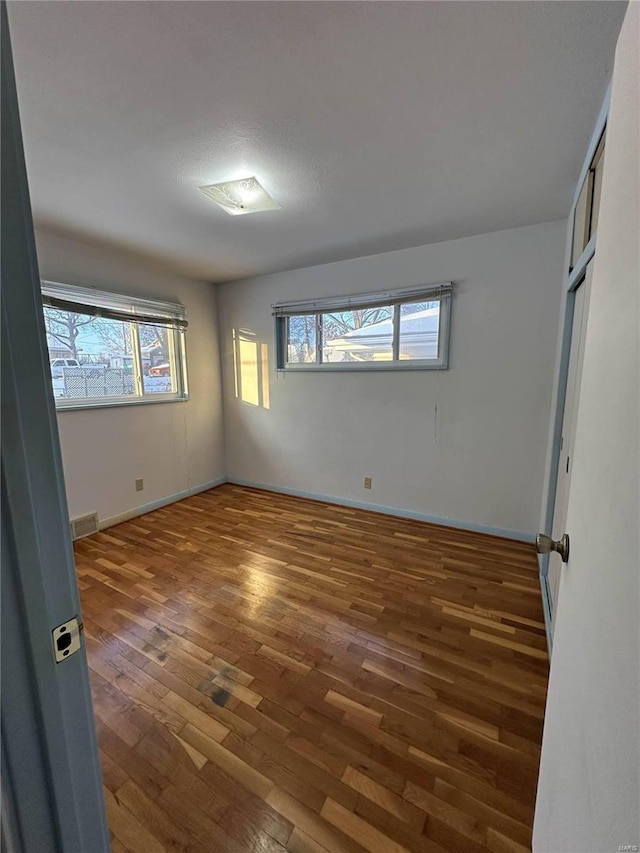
198;176;281;215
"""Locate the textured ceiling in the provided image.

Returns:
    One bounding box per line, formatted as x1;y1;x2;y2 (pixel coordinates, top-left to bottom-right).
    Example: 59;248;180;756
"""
8;1;626;282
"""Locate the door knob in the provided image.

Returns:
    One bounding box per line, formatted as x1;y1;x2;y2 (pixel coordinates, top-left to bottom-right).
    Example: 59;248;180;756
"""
536;533;570;562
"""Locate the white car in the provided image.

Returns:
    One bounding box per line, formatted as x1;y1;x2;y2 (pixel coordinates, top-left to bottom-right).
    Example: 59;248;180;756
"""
50;358;80;378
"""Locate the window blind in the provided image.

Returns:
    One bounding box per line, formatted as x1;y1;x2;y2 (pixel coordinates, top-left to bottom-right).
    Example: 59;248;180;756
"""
272;282;453;317
41;281;188;329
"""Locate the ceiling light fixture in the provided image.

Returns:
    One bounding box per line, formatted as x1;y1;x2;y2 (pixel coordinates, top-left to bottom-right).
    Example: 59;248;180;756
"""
198;177;281;215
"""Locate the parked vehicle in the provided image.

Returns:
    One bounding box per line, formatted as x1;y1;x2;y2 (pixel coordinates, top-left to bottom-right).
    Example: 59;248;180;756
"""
50;358;79;377
148;363;170;377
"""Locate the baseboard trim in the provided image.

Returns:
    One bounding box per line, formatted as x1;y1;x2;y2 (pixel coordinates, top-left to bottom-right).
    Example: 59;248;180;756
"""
226;477;536;544
98;477;226;531
96;475;536;543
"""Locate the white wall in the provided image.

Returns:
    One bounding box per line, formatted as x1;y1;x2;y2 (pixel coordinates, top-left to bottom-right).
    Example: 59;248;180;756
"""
534;5;639;851
217;220;565;538
34;226;225;526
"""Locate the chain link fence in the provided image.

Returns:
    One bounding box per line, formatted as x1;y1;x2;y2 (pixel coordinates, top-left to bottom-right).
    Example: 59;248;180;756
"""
61;367;135;399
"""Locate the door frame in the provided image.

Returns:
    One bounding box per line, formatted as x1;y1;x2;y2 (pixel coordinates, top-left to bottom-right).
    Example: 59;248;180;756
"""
539;87;610;654
1;5;109;850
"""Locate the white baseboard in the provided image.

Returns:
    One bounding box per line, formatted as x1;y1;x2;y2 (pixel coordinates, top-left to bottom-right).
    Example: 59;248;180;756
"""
226;477;536;544
96;474;535;544
98;477;226;531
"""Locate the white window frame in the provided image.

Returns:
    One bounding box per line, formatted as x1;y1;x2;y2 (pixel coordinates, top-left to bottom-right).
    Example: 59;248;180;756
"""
274;282;453;371
41;281;189;410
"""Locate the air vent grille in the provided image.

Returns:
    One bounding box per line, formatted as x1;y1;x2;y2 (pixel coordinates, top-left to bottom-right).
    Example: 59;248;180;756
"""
70;512;99;540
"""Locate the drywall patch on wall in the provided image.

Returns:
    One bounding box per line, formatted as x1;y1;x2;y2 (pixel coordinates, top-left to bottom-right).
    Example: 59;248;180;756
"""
34;225;225;523
217;219;566;534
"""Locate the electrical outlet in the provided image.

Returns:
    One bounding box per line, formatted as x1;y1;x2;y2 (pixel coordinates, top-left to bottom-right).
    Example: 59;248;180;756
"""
363;477;372;489
135;478;144;492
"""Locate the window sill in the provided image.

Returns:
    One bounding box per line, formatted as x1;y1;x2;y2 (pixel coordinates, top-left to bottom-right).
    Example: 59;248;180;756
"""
277;361;448;373
54;394;189;412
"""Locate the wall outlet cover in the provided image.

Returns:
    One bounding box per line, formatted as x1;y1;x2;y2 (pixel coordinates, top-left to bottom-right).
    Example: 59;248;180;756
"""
135;478;144;491
364;477;372;489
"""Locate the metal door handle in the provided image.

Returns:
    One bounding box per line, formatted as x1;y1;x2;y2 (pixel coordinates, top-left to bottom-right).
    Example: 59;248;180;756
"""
536;533;570;562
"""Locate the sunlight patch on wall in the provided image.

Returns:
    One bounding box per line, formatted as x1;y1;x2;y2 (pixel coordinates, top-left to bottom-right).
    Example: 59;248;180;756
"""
232;329;239;398
260;343;270;409
240;338;259;405
233;329;270;409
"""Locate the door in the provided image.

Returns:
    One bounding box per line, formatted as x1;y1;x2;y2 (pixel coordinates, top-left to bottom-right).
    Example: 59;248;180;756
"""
547;262;592;632
1;5;109;850
533;4;639;849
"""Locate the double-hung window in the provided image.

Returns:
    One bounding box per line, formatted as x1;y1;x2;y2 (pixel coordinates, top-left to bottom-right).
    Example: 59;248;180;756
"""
41;281;188;408
274;282;452;371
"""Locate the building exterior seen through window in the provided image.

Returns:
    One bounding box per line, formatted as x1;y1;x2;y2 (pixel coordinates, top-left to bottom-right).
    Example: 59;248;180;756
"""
275;284;452;371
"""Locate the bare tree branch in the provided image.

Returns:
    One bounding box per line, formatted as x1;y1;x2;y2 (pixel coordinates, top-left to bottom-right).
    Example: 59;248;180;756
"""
44;309;97;359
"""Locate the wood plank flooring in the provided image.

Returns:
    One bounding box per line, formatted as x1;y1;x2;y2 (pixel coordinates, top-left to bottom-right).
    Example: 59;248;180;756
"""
75;484;549;853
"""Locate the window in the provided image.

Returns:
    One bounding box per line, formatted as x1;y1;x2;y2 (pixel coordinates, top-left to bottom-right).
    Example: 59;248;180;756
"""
274;283;452;370
41;281;188;408
571;127;606;269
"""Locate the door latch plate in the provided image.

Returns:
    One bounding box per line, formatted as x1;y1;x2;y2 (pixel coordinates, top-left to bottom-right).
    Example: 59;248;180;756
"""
52;617;82;662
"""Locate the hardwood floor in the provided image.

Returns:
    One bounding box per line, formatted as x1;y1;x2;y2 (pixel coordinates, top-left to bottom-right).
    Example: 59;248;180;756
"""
75;484;549;853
